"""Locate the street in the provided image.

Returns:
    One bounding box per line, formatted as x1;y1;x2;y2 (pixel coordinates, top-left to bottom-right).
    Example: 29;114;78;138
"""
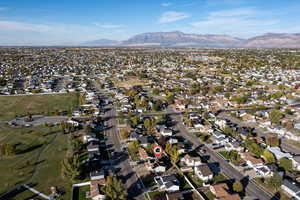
218;112;300;155
94;82;146;200
167;107;276;200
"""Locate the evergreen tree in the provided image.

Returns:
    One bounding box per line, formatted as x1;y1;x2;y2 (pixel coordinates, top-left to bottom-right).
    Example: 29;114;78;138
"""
101;176;128;200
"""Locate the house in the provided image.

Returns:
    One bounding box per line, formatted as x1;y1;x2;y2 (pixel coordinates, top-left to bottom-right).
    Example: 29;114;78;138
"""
90;170;105;181
90;180;106;200
281;179;300;200
212;131;226;139
139;148;150;161
153;162;167;173
241;152;264;168
194;164;213;182
241;113;256;123
255;166;273;177
160;128;173;137
213;136;229;145
210;183;241;200
224;142;243;152
87;143;99;153
291;156;300;171
145;159;166;173
154;174;180;192
267;146;292;160
167;137;178;144
181;154;202;167
215;119;227;129
83;132;96;143
176;143;189;154
138;136;155;147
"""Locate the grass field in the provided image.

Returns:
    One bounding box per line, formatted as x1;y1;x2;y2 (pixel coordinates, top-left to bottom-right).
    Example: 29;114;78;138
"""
0;123;71;199
0;92;80;121
114;77;145;88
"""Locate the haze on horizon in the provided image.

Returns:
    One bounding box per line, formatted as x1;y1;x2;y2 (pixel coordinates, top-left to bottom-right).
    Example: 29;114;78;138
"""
0;0;300;45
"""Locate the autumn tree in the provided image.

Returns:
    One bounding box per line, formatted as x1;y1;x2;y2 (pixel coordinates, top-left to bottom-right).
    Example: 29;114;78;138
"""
170;146;180;165
262;150;276;164
269;109;283;125
279;158;293;172
233;180;243;193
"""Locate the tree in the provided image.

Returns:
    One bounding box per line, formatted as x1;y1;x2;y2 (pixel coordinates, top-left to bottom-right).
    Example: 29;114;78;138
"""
0;143;16;156
269;109;283;125
101;176;127;200
120;129;130;139
60;120;66;134
262;150;276;164
129;116;140;127
0;78;7;86
165;142;172;155
267;173;283;190
79;93;86;105
244;139;262;158
70;138;84;154
233;180;243;193
61;151;82;182
144;118;152;130
170;146;180;165
279;158;293;172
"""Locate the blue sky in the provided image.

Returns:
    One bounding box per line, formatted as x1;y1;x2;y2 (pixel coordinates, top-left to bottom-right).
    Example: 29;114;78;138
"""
0;0;300;45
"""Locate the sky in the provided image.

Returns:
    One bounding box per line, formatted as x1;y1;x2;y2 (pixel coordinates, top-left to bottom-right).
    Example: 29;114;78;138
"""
0;0;300;45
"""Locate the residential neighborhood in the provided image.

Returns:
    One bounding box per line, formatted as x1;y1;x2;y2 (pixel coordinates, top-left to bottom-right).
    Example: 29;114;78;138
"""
1;47;300;200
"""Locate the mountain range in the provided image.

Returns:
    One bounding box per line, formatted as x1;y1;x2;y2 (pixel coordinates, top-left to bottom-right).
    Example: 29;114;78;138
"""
82;31;300;48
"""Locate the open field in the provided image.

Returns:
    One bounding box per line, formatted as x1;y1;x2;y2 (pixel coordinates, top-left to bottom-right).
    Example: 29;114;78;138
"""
0;92;80;121
114;77;145;88
0;123;71;199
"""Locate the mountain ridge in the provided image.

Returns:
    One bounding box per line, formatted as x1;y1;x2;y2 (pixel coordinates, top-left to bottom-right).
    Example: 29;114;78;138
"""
81;31;300;48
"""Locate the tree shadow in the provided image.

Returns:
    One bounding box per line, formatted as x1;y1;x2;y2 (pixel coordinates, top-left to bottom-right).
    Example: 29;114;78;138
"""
17;144;43;154
119;172;134;183
127;179;144;199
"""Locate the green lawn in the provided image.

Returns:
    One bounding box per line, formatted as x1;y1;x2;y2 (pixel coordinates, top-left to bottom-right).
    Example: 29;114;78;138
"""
0;92;79;121
148;190;166;200
0;123;71;199
73;186;91;200
184;172;203;187
204;191;215;200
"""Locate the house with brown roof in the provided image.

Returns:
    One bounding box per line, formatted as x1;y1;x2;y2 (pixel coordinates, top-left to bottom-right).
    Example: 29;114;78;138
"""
90;180;106;200
139;147;150;161
240;152;264;168
210;183;241;200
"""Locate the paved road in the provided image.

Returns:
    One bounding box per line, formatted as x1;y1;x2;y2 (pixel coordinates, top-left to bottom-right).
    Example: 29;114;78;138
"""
104;105;145;200
167;107;275;200
9;115;68;126
218;113;300;155
95;88;145;200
